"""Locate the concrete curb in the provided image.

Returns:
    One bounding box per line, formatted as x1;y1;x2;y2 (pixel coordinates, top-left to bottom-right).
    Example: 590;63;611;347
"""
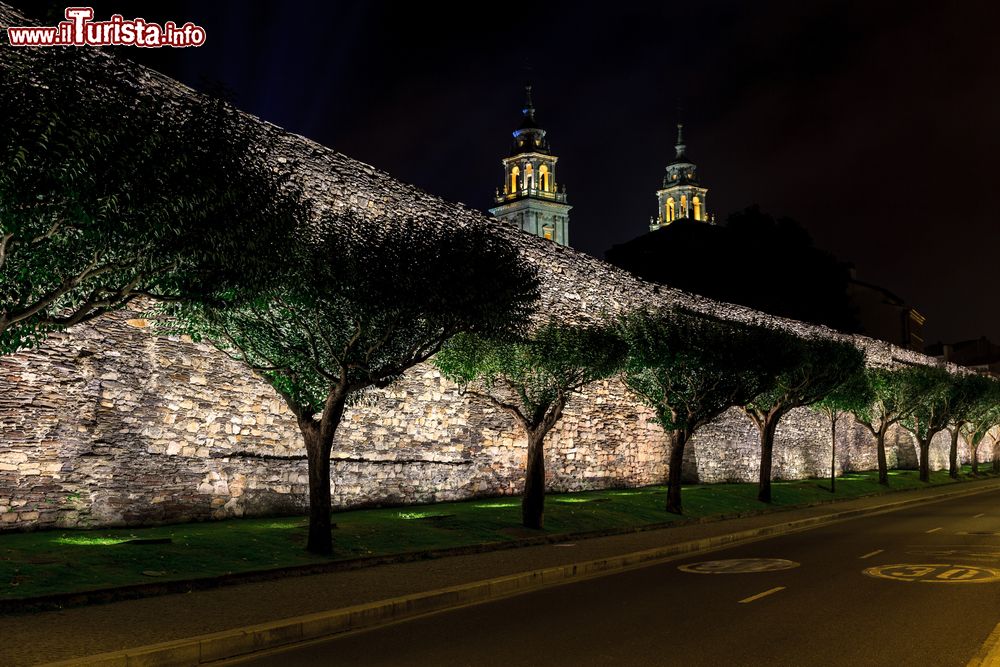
968;620;1000;666
40;479;1000;667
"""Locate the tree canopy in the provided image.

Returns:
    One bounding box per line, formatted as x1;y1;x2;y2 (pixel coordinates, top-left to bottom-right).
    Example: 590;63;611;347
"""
621;309;785;512
0;46;300;355
605;206;858;332
899;366;953;482
743;334;865;502
810;359;873;492
436;320;625;528
853;366;937;485
164;215;539;553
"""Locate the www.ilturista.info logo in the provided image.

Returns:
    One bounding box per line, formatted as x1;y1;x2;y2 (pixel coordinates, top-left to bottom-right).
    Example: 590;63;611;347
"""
6;7;206;47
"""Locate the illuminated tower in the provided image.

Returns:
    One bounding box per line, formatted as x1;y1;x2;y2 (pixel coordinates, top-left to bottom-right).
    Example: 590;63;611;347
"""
490;86;572;246
650;123;711;231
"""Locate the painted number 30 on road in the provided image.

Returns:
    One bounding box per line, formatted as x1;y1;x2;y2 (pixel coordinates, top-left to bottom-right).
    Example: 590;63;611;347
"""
864;563;1000;584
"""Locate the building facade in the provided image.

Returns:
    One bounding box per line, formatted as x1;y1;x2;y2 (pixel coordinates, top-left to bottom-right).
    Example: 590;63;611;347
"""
650;123;711;231
490;87;572;246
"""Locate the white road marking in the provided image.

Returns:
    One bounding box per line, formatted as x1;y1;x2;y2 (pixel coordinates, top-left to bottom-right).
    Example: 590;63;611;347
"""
738;586;786;604
926;527;943;534
973;513;985;519
860;549;884;559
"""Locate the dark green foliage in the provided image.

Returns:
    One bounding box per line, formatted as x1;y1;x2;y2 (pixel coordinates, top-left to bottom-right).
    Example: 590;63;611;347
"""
620;309;785;513
177;218;539;415
166;216;539;553
958;376;1000;474
810;362;873;492
900;366;954;482
811;363;874;420
605;206;858;331
853;366;939;485
435;320;626;528
436;322;625;427
743;335;865;502
0;46;301;355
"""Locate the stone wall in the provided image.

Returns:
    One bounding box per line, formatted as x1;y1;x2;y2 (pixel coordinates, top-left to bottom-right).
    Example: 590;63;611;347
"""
0;3;989;532
0;308;988;531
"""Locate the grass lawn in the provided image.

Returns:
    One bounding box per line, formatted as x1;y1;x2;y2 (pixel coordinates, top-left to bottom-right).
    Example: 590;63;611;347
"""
0;466;995;601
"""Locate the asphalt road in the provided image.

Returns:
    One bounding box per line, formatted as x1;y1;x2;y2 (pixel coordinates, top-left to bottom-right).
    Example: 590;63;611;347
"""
227;488;1000;667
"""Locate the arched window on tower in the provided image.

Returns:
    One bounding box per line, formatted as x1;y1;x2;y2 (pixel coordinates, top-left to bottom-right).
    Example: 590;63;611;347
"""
666;197;675;222
680;195;688;219
525;163;534;191
693;196;702;221
539;165;550;192
510;166;520;194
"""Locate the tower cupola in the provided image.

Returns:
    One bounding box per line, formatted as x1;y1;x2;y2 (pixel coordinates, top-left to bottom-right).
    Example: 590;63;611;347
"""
490;86;572;246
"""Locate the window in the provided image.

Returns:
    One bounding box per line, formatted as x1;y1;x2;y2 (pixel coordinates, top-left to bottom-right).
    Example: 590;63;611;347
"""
525;163;534;191
680;195;687;218
693;196;701;221
510;166;520;194
543;227;553;240
539;165;550;192
666;197;675;222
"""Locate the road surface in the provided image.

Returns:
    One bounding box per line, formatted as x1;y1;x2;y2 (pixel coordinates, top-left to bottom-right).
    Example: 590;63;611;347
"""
228;488;1000;666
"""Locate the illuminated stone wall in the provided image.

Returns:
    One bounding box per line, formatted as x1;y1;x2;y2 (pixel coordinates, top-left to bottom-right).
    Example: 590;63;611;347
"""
0;2;985;531
0;308;984;531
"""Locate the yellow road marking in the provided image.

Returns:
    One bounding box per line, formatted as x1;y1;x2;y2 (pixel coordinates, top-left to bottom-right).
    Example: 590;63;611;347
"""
974;513;986;519
967;619;1000;666
860;549;884;559
738;586;786;604
926;527;943;533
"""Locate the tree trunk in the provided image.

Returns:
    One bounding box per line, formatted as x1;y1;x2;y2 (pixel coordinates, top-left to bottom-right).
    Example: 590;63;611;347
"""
970;439;980;476
757;416;779;503
303;426;334;555
829;414;837;493
949;428;960;479
521;427;547;529
299;391;348;556
876;424;890;486
665;428;692;514
918;436;930;483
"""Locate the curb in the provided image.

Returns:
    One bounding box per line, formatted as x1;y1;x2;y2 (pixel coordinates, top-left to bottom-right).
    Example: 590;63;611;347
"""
41;479;1000;667
968;620;1000;666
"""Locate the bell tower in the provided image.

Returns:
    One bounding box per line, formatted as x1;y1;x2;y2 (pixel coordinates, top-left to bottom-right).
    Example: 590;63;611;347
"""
650;123;711;231
490;86;572;246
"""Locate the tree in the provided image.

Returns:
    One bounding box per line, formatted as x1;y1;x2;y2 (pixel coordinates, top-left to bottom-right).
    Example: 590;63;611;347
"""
743;335;865;503
165;217;539;554
899;366;953;483
605;206;858;332
435;321;626;529
1;46;300;355
620;309;783;514
961;378;1000;475
851;367;932;486
810;363;873;493
944;374;994;477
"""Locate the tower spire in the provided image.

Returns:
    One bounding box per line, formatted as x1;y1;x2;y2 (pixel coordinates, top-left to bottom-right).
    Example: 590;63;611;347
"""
490;86;572;246
674;122;686;160
522;85;536;123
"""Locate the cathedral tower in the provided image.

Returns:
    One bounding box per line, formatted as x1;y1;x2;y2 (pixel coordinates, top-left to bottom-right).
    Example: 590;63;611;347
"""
490;86;572;246
650;123;711;231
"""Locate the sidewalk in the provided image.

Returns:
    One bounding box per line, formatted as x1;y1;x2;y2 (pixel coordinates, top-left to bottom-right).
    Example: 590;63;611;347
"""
6;477;1000;666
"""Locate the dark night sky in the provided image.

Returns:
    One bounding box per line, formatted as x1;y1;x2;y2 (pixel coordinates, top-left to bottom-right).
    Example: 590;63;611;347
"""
15;0;1000;344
